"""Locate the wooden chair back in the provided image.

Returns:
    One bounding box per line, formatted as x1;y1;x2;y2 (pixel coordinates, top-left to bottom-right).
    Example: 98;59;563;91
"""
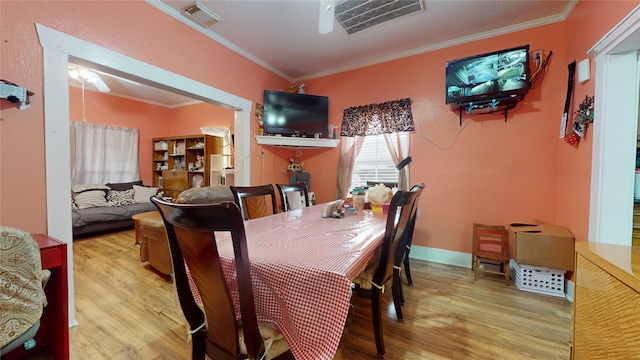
276;183;310;212
230;184;278;220
472;223;510;284
368;186;422;356
151;198;273;360
398;183;425;287
379;188;421;285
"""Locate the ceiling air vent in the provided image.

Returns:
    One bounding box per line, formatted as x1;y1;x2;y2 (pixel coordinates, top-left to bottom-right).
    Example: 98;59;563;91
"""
182;2;222;28
335;0;424;35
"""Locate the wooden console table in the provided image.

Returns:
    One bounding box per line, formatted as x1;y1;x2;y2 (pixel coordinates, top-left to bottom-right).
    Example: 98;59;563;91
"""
572;241;640;359
5;234;69;360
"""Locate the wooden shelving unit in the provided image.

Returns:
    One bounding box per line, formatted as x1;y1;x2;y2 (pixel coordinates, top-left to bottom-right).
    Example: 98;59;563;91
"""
152;134;224;198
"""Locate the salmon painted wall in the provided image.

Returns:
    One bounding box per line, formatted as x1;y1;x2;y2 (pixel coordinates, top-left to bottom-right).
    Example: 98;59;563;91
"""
305;26;566;254
69;87;172;186
555;1;637;245
0;0;287;232
0;0;636;257
305;2;638;255
69;87;234;186
167;102;235;178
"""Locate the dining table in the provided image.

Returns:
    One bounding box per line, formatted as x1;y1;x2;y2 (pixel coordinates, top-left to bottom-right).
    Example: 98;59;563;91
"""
188;203;388;360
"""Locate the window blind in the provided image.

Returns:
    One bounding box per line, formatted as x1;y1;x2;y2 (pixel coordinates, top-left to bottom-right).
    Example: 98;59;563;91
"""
350;134;398;190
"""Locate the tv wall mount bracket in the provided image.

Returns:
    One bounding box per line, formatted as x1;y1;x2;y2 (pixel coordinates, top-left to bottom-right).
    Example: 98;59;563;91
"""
453;97;520;126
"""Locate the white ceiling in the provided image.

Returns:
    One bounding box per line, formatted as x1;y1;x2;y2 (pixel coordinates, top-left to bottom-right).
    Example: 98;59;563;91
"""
74;0;576;107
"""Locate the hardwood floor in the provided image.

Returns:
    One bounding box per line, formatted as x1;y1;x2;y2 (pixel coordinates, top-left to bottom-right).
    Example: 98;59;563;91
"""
70;230;572;359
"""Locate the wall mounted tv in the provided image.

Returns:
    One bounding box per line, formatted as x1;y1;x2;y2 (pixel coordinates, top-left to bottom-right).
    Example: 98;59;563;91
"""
445;45;530;105
263;90;329;137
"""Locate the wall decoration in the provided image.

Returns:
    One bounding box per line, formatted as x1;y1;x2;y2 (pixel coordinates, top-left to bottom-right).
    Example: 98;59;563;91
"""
565;95;594;147
256;103;264;135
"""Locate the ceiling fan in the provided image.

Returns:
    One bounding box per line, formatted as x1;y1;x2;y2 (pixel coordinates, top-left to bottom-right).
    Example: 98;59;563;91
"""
68;64;110;92
68;64;143;93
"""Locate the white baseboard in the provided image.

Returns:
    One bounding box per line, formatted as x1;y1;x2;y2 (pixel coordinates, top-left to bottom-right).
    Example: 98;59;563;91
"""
409;245;574;302
409;244;471;268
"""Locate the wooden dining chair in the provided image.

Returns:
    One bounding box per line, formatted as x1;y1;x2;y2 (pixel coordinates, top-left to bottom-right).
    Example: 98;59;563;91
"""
472;223;510;284
352;186;422;357
230;184;278;220
400;183;425;288
395;183;425;311
276;183;310;212
150;197;294;360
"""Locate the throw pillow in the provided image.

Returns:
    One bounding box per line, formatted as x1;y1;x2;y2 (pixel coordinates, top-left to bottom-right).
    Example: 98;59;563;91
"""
106;180;143;191
71;192;78;210
176;186;234;204
133;185;158;203
71;184;110;193
73;190;108;209
106;189;135;206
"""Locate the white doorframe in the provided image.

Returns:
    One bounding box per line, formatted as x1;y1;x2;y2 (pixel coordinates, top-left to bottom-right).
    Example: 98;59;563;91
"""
36;23;252;326
588;6;640;245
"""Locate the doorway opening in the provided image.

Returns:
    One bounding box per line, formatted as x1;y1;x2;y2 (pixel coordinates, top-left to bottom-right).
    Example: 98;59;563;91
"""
37;23;252;326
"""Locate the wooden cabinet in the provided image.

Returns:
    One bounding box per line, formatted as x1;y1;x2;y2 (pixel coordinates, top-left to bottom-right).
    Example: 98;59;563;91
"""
152;135;224;198
161;170;188;199
572;242;640;359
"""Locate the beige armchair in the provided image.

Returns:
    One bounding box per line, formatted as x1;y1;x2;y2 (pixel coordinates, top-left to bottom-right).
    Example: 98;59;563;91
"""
0;227;50;355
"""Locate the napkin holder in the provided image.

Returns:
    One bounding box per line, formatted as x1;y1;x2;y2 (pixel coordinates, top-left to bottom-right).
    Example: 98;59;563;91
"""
322;199;344;218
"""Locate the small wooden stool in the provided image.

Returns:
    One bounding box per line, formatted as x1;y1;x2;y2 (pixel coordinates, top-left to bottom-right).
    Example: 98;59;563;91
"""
132;211;161;244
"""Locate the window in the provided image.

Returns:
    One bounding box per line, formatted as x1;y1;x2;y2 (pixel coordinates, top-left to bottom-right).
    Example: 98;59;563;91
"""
350;134;398;190
70;122;140;184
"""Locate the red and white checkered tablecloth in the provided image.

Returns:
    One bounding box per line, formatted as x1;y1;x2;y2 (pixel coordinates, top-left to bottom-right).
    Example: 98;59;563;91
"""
188;204;387;360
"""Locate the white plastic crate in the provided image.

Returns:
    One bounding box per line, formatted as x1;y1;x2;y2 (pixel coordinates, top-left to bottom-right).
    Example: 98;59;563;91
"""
510;259;565;297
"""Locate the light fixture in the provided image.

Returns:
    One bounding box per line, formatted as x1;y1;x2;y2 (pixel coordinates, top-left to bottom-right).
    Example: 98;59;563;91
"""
68;65;110;92
182;2;222;28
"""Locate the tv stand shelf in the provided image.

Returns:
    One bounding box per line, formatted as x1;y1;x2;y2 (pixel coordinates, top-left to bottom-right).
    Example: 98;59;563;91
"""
255;135;339;149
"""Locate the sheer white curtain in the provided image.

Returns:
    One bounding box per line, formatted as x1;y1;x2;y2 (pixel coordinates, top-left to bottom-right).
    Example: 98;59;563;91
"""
336;136;365;199
383;132;411;190
70;121;140;185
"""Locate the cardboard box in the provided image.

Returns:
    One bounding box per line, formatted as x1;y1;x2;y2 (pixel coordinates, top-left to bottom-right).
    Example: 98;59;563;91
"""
508;224;575;271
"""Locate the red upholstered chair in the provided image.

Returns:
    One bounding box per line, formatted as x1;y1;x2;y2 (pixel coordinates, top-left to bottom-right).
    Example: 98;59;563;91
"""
472;223;510;284
151;198;293;360
230;185;278;220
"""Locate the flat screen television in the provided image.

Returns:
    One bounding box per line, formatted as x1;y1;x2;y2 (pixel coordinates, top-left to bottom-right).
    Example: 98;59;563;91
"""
445;45;530;105
263;90;329;137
